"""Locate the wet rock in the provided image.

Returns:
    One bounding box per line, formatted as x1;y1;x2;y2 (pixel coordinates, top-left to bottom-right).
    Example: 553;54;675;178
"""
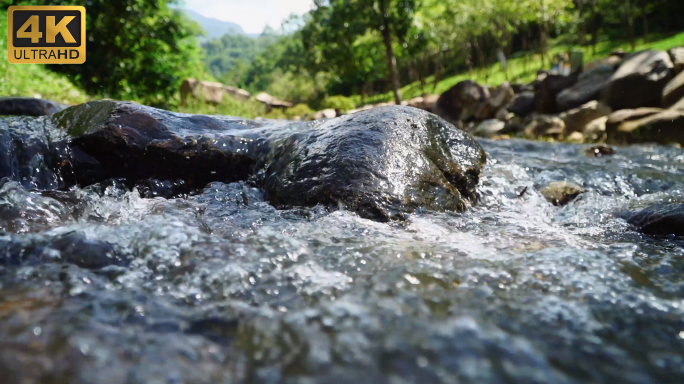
618;203;684;236
475;81;515;120
524;115;566;139
507;92;536;118
534;71;580;114
583;116;608;143
0;179;72;233
662;71;684;108
53;100;280;189
602;50;675;110
585;144;615;157
556;65;614;112
605;108;684;145
0;97;69;116
560;101;612;133
669;47;684;74
474;119;506;138
541;181;585;206
135;179;190;199
0;115;72;190
263;106;486;221
434;80;489;126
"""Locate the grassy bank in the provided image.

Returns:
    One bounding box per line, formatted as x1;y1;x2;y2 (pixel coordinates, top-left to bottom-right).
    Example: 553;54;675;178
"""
352;31;684;107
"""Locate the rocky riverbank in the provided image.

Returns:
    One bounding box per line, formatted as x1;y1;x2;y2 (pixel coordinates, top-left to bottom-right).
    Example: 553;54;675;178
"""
430;48;684;145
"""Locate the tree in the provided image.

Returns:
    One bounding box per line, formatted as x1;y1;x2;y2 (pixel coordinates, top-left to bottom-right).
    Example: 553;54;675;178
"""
322;0;417;104
7;0;206;107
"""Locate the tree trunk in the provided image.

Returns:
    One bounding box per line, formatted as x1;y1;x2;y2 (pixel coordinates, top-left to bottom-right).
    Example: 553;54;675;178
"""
380;0;402;104
626;0;636;51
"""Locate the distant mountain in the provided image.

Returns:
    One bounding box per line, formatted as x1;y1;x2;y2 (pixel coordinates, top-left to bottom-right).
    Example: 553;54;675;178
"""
183;9;247;40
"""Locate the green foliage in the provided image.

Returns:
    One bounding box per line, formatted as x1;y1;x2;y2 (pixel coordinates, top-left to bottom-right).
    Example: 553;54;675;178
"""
202;32;279;85
176;95;266;119
8;0;207;108
320;96;355;112
0;10;88;105
285;104;315;119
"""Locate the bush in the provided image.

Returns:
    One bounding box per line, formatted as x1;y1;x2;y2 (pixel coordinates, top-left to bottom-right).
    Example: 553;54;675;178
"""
177;95;266;119
285;104;314;119
8;0;207;108
320;95;355;112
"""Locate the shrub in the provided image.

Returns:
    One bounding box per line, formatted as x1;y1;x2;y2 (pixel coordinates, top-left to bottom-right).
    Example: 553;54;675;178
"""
320;95;355;112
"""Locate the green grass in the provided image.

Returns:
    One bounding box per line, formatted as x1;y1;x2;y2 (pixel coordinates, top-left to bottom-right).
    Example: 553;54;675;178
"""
351;31;684;107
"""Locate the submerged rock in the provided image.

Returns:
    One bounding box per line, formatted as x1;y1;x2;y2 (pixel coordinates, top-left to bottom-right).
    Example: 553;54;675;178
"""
618;203;684;236
0;97;69;116
585;144;615;157
263;106;486;221
541;181;585;206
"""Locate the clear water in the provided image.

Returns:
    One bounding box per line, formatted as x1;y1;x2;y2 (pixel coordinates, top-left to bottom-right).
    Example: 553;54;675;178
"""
2;138;684;384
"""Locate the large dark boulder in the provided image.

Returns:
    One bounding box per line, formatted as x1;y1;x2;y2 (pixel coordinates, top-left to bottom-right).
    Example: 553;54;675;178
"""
0;97;69;116
534;71;580;114
556;65;614;112
602;50;675;110
618;203;684;236
263;106;486;221
52;100;286;189
0;100;310;191
507;92;536;117
434;80;489;126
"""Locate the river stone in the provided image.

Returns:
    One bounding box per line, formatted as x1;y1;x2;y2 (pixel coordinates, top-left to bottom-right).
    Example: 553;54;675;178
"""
51;100;298;189
524;115;566;139
602;50;674;110
585;144;615;157
541;181;585;206
583;116;609;143
670;47;684;74
662;71;684;108
434;80;489;126
618;203;684;236
535;71;580;114
560;101;611;133
556;66;614;112
475;119;506;138
0;97;69;116
605;108;684;145
475;81;515;120
263;106;486;221
507;92;536;118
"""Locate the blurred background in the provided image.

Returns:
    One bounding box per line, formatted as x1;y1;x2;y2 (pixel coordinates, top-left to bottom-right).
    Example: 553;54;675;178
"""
2;0;684;119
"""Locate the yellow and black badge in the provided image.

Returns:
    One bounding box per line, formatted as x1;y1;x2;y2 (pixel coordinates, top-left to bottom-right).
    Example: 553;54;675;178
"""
7;6;86;64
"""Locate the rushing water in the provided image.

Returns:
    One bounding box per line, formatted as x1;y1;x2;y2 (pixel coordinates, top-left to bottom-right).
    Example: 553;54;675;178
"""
2;138;684;384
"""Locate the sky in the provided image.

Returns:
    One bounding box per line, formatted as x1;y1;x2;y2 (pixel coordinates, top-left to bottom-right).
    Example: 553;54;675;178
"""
180;0;315;34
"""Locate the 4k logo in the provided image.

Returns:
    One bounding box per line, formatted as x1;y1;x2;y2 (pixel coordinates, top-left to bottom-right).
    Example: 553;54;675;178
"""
8;6;86;64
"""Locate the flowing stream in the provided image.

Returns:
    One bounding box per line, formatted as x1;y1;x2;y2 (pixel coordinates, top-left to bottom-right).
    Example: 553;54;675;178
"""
2;138;684;383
